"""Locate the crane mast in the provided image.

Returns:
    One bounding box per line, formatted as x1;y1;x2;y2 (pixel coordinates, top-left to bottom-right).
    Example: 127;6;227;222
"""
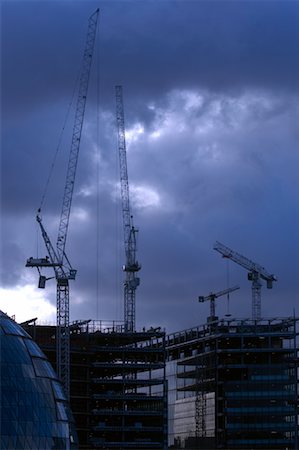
115;85;141;332
26;9;99;399
213;241;277;320
195;285;240;439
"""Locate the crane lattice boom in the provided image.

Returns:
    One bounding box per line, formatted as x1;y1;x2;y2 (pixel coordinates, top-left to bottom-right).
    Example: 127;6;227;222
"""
213;241;277;320
214;241;276;285
115;85;141;332
56;9;99;261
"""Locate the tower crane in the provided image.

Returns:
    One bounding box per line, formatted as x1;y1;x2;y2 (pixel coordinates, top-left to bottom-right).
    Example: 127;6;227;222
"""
213;241;277;320
115;85;141;333
198;285;240;320
195;286;240;439
26;9;99;398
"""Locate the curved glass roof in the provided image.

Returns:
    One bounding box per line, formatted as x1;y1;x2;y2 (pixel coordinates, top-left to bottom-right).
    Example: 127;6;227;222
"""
0;311;78;450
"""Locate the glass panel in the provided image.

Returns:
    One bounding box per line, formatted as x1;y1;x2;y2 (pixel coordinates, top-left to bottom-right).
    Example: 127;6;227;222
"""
32;357;56;378
52;380;66;401
56;402;68;421
1;336;31;364
1;318;28;337
25;339;45;357
0;325;78;449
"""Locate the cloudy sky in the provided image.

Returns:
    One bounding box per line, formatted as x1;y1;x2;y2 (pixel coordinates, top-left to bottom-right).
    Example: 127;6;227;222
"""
1;0;298;332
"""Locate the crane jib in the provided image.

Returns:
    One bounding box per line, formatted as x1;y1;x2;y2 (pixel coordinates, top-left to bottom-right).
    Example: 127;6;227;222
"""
213;241;277;321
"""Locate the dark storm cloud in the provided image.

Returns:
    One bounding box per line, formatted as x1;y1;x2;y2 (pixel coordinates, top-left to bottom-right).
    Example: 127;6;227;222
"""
101;1;299;102
1;1;298;330
2;1;298;119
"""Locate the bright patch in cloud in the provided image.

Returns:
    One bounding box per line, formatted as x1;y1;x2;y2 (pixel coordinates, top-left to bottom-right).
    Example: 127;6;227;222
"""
72;207;89;222
77;185;94;198
130;185;161;209
0;284;56;324
162;89;279;131
125;123;144;145
147;89;205;139
180;90;204;111
149;130;162;140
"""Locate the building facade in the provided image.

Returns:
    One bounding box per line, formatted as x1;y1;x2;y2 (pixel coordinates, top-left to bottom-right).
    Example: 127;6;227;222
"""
166;317;299;449
22;316;298;449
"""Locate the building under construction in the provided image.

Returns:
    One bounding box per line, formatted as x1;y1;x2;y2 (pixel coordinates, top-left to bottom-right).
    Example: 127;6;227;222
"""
166;316;299;449
23;320;168;450
23;315;298;450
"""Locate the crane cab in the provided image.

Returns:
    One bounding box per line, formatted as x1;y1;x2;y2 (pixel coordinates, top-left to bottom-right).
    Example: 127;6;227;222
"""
26;257;60;268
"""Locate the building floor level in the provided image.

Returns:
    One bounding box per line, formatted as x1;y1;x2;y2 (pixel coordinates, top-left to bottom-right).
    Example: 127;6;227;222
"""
23;320;168;450
166;316;299;450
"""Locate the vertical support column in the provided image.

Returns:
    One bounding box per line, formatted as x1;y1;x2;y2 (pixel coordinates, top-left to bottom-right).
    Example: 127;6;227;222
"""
56;280;70;399
251;274;262;320
163;332;168;450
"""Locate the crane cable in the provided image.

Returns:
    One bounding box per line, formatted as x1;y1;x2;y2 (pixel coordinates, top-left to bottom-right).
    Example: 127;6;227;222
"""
96;16;101;320
38;72;80;213
226;259;231;316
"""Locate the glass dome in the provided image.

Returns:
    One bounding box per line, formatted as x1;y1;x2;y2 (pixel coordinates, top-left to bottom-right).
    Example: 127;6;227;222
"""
0;311;78;450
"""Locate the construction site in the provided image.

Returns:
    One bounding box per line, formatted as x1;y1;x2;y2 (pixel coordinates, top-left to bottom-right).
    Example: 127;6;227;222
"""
22;320;168;449
21;314;299;450
2;7;298;450
166;316;299;449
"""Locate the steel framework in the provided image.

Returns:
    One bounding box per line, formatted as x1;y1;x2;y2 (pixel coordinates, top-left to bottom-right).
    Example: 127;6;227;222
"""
26;9;99;398
115;85;141;332
213;241;277;320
